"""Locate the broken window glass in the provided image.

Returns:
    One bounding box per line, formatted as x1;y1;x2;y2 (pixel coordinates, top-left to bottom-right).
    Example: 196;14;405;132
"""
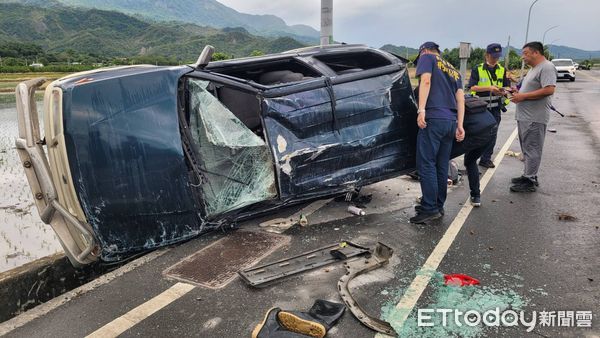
187;79;277;218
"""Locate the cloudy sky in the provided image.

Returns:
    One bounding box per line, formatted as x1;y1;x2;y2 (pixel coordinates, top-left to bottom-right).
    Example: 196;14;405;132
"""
219;0;600;51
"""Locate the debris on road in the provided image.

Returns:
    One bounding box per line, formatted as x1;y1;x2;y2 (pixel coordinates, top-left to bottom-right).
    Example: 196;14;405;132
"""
299;214;308;227
239;241;370;287
338;242;395;335
505;150;522;158
444;273;481;287
557;212;578;221
259;199;333;233
347;205;366;216
548;128;557;133
382;271;528;337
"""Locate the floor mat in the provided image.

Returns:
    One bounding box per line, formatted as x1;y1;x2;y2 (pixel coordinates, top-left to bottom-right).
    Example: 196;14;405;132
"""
163;231;289;289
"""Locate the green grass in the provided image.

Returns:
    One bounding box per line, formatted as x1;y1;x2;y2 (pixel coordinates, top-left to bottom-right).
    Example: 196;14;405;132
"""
0;82;19;90
0;72;66;81
0;92;44;106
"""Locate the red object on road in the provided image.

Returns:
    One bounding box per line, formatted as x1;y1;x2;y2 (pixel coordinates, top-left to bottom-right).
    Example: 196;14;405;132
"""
444;274;480;286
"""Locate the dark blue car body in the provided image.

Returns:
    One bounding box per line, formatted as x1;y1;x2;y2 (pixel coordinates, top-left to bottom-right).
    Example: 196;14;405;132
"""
51;45;425;262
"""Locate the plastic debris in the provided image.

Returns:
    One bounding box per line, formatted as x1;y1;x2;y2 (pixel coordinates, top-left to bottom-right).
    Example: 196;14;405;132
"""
505;150;522;157
347;205;366;216
444;273;480;286
557;212;577;221
299;214;308;226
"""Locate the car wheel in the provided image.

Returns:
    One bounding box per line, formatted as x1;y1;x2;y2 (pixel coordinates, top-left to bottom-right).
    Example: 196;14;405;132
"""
570;77;575;82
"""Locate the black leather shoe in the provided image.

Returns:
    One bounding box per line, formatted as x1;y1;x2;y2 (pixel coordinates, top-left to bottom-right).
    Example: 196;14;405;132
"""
414;205;444;216
478;160;496;168
510;180;536;192
511;175;539;186
307;299;346;329
410;211;442;224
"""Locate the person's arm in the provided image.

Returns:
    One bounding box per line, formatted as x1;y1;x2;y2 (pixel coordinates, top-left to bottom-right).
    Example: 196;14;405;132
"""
471;84;502;94
417;73;432;129
455;88;465;142
471;85;501;93
510;86;555;103
415;54;434;129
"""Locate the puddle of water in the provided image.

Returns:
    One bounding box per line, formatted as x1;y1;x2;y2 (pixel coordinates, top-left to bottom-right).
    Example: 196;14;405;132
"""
0;104;63;273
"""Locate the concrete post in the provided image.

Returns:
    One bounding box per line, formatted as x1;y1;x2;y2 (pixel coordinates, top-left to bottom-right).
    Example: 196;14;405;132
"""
459;42;471;89
320;0;333;46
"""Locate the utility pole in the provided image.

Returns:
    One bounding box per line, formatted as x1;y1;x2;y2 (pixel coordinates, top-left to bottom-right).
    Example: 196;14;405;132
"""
320;0;333;46
505;35;511;71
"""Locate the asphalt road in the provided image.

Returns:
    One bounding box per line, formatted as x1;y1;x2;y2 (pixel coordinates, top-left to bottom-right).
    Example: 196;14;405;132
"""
1;70;599;338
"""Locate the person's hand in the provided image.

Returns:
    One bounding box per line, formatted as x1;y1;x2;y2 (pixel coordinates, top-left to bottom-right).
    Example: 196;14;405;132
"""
510;92;526;103
455;126;465;142
490;86;502;95
417;111;427;129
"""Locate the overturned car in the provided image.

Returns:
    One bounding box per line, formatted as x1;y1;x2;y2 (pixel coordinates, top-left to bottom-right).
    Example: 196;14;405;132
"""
16;44;491;267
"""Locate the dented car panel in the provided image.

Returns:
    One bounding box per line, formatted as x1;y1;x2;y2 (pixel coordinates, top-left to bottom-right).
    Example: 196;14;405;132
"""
59;66;205;261
262;70;417;199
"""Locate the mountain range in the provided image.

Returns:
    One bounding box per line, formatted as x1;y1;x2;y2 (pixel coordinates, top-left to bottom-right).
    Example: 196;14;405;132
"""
0;3;305;60
2;0;599;62
0;0;319;44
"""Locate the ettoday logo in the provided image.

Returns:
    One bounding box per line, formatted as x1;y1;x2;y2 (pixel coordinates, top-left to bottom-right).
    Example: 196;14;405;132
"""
417;308;593;332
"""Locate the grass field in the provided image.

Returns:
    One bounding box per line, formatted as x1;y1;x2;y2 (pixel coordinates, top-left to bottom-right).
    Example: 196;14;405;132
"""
0;71;53;105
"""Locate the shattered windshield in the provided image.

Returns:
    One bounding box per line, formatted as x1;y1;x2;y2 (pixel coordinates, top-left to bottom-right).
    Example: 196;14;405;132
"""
187;79;277;218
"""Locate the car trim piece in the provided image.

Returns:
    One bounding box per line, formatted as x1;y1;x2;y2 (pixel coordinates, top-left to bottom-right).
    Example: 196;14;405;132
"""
15;78;99;266
337;242;396;335
238;241;370;287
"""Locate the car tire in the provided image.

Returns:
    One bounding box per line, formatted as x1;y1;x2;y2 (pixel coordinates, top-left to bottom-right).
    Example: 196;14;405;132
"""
570;77;575;82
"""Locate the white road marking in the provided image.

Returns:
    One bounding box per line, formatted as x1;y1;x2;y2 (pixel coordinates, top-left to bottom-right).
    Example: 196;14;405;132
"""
376;127;519;337
86;282;195;338
0;249;168;336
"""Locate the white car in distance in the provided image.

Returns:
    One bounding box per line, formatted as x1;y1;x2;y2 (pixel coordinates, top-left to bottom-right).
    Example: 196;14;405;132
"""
552;58;576;81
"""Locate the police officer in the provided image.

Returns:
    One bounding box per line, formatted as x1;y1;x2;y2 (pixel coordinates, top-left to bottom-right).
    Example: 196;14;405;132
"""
468;43;511;168
411;42;465;224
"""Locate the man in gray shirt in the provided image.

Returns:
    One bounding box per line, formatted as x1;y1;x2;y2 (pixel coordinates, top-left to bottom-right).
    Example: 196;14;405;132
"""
509;41;557;192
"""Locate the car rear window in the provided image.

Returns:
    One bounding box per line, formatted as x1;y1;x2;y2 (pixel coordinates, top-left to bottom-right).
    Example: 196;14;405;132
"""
213;58;320;86
552;60;573;67
313;51;392;75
